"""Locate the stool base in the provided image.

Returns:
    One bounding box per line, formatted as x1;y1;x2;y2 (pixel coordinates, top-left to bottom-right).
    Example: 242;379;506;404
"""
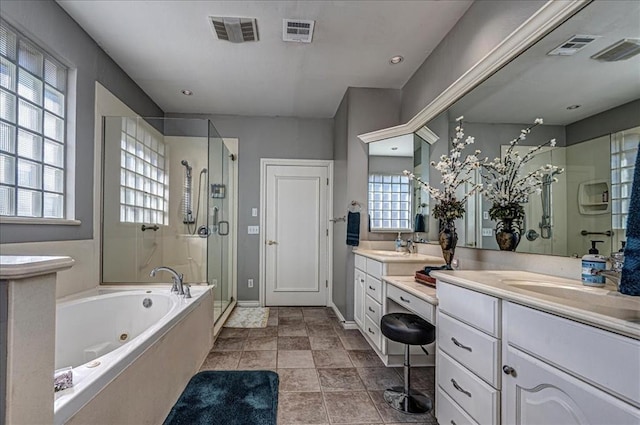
383;386;432;414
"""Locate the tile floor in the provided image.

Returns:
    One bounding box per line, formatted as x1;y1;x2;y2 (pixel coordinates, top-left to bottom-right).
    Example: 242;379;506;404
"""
199;306;438;425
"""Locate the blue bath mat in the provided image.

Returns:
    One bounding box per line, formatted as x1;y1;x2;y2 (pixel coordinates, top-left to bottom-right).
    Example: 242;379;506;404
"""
163;370;278;425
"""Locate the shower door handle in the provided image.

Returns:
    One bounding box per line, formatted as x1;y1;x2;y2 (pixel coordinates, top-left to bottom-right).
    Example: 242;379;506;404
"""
218;221;229;236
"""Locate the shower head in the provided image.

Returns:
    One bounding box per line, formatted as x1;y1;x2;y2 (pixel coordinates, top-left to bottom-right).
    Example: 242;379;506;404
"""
181;160;192;178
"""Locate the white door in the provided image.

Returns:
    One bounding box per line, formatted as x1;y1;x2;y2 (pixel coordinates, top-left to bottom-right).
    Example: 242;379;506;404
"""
264;163;330;306
503;346;640;424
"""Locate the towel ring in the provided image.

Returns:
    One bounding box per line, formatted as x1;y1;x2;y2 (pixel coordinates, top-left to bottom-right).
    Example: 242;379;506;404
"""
348;201;362;212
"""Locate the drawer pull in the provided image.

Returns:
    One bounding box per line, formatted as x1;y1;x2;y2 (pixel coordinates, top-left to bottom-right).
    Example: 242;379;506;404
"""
451;421;457;425
400;296;410;303
368;306;375;313
369;285;375;291
368;328;375;335
503;365;517;376
451;378;471;397
451;337;472;352
360;279;365;283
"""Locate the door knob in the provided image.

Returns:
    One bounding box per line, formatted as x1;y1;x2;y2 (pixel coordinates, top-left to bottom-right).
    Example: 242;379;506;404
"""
266;240;278;245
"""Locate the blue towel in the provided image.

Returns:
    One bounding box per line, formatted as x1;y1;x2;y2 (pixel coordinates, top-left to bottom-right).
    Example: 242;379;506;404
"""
346;211;360;246
620;143;640;296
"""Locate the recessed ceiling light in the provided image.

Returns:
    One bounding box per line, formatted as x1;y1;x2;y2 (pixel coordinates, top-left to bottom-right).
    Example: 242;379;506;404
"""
389;55;404;65
566;104;581;110
181;89;193;96
391;146;398;151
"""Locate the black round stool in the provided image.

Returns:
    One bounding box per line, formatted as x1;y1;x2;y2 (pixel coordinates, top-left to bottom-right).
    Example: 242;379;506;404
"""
380;312;436;414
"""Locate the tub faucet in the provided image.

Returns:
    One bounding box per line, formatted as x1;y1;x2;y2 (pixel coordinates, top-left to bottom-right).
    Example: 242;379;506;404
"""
150;266;187;296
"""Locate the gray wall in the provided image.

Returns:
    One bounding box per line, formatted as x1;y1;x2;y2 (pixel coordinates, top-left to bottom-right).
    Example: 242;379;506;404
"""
166;113;334;302
332;94;349;317
332;87;402;320
566;99;640;146
400;0;547;122
0;0;163;244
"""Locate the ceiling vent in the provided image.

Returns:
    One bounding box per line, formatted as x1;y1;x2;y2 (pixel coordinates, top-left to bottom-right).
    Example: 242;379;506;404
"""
209;17;258;43
282;19;315;43
547;35;600;56
591;39;640;62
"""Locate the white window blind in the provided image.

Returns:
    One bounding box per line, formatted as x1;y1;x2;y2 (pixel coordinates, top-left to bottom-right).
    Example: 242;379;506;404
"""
119;117;168;225
611;129;639;230
368;173;412;231
0;20;67;218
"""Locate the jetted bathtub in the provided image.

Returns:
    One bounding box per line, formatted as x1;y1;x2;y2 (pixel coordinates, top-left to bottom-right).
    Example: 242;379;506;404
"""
54;286;211;424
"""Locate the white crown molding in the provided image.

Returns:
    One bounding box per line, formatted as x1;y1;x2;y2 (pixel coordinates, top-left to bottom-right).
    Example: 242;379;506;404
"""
358;0;590;144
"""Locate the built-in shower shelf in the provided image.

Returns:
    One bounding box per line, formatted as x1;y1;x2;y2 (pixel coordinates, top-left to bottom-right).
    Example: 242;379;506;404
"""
578;180;610;215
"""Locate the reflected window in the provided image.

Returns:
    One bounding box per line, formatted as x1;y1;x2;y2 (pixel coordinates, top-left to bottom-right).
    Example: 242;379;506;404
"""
611;127;639;232
368;173;412;231
0;20;68;218
119;117;168;225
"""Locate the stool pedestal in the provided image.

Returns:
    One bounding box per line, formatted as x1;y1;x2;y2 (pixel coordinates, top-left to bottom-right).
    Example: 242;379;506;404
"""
383;344;432;414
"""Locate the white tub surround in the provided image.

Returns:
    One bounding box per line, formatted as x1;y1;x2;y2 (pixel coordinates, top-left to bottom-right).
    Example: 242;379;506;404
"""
1;255;74;425
431;270;639;425
56;287;213;425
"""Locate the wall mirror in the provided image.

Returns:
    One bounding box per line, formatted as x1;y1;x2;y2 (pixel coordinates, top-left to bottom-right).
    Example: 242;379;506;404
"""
367;134;433;233
416;0;639;257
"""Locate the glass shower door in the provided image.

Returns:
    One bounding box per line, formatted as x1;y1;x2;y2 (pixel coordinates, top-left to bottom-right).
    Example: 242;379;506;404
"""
207;122;233;323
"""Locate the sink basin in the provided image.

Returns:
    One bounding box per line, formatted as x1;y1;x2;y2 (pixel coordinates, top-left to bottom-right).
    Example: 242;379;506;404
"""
365;250;410;257
502;280;640;312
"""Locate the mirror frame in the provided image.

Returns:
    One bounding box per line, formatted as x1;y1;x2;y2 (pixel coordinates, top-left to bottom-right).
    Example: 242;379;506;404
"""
358;0;589;145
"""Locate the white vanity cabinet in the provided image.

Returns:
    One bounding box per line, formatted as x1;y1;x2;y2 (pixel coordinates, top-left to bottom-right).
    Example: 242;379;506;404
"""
436;280;502;425
354;255;384;351
502;301;640;424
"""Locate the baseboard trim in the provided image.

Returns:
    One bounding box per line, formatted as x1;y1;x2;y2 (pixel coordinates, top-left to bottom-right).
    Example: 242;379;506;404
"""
329;303;359;329
237;301;261;307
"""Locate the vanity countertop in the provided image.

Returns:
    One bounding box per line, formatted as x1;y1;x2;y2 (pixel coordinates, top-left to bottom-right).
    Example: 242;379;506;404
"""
383;275;438;306
431;270;640;340
353;249;445;264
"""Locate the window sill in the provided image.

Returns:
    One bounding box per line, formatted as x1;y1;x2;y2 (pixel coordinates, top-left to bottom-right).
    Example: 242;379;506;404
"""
0;217;82;226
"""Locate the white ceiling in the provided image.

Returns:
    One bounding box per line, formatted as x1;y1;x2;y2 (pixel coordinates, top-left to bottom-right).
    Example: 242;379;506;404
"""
57;0;473;118
450;0;640;126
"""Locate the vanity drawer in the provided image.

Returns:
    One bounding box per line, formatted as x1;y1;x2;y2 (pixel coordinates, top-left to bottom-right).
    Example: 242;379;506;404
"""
387;284;435;324
438;311;500;388
355;254;366;272
436;386;480;425
505;302;640;407
438;281;500;337
366;275;383;304
364;314;382;350
438;349;499;425
366;258;383;279
365;294;381;324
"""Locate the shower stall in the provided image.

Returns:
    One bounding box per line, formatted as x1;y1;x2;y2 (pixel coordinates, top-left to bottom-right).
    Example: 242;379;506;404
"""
101;116;236;324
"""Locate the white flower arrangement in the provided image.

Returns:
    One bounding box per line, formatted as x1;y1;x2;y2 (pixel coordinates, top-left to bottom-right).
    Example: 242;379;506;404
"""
404;116;482;222
480;118;564;222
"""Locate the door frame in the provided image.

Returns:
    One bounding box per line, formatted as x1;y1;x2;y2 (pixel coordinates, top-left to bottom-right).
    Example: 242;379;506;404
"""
259;158;334;307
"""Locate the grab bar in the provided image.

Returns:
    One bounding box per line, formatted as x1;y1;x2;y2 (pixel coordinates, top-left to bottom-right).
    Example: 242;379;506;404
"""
141;224;159;232
580;230;613;237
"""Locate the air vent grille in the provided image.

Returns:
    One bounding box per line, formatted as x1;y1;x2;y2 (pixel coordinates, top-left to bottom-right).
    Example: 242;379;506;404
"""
209;17;258;43
283;19;315;43
547;34;600;56
591;39;640;62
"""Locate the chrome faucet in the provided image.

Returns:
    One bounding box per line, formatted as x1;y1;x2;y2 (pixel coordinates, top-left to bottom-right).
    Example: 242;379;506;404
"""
406;239;417;254
591;251;624;290
150;266;190;297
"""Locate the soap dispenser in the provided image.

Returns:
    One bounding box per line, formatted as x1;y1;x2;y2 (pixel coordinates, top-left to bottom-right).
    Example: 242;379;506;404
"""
395;232;403;252
581;240;606;286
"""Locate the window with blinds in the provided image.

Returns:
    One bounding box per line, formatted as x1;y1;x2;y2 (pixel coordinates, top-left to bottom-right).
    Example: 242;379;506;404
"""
611;128;639;230
119;117;168;225
368;173;412;231
0;20;67;218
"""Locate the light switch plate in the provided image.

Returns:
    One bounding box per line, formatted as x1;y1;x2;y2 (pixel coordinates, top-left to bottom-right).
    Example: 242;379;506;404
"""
483;211;489;220
248;225;259;234
482;228;493;237
251;208;258;217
